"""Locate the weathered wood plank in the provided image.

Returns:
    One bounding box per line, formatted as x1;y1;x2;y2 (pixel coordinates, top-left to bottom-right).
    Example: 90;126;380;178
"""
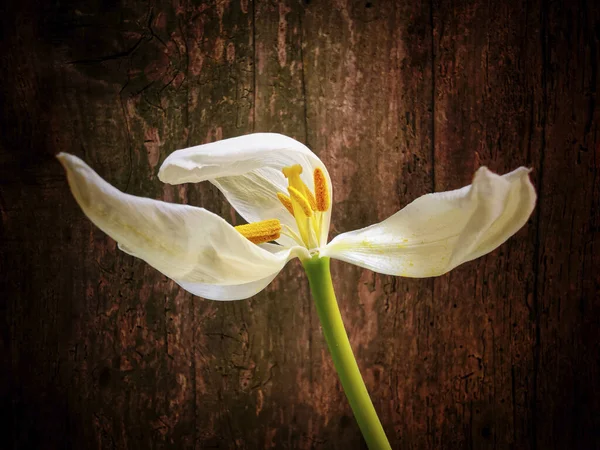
302;1;435;447
431;0;541;448
252;1;320;448
533;0;600;447
39;2;198;448
176;2;257;447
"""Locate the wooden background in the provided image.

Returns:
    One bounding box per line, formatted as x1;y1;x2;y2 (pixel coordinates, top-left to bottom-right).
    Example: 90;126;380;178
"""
1;0;599;448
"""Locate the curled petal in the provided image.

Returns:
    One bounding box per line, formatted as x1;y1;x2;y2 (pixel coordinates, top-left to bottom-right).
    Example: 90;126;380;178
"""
321;167;536;277
57;153;306;286
158;133;332;246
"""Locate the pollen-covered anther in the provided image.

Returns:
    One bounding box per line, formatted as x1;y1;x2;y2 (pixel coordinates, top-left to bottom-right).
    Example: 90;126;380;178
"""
288;186;313;217
277;192;295;216
235;219;281;244
314;168;330;211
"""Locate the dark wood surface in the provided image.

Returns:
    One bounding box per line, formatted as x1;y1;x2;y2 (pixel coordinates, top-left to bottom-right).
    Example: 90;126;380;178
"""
2;0;598;448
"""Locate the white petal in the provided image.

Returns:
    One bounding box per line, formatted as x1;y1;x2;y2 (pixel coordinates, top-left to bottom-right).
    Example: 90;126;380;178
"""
174;242;300;300
158;133;333;245
211;167;299;247
57;152;304;285
175;272;279;301
321;167;536;277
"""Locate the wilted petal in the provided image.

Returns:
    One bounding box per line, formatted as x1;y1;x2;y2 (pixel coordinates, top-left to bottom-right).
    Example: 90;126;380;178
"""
158;133;333;246
57;153;302;286
321;167;536;277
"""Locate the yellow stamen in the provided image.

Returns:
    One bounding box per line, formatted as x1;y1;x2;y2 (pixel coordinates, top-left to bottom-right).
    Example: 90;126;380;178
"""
281;224;304;246
314;168;330;211
235;219;281;244
303;186;317;211
283;164;316;209
277;192;295;216
281;164;321;249
288;186;313;217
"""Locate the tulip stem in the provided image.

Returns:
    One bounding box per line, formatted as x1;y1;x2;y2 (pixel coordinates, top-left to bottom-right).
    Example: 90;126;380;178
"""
302;255;391;450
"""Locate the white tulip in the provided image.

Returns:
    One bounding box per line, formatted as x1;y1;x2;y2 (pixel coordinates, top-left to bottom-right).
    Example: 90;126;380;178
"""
58;133;536;301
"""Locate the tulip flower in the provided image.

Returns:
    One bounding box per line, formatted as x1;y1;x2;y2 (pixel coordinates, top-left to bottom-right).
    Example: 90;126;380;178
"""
57;133;536;449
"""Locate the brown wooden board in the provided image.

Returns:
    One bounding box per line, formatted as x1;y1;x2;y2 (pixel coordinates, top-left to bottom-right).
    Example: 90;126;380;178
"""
1;0;598;448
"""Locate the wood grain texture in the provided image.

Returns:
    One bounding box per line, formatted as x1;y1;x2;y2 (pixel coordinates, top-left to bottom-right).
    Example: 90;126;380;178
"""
1;0;598;449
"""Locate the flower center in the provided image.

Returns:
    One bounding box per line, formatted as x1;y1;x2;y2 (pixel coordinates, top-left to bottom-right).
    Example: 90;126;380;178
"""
234;164;330;249
278;164;329;249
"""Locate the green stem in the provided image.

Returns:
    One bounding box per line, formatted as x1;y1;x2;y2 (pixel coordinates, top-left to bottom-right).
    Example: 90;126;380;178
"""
302;255;391;450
